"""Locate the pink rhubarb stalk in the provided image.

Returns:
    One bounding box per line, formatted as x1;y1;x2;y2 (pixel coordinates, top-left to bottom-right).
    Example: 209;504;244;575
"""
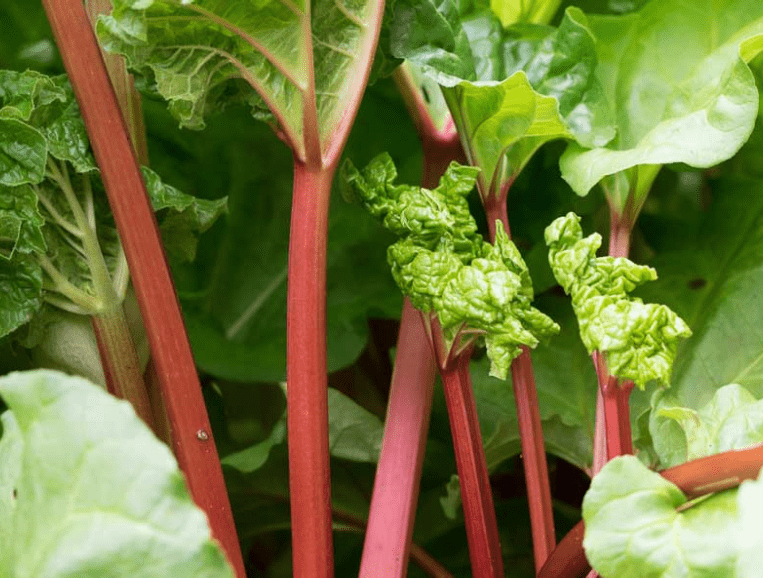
284;0;386;574
41;2;245;575
432;321;504;578
286;161;336;578
484;195;556;572
360;66;463;578
359;299;438;578
591;209;636;473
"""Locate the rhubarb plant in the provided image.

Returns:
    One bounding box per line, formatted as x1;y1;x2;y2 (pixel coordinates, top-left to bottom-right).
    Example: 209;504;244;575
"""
6;0;763;576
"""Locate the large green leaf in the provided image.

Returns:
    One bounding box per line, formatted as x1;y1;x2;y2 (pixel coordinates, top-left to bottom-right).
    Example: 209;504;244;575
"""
390;3;614;198
583;455;751;578
0;255;42;339
560;0;763;211
639;178;763;410
650;383;763;468
0;369;234;577
99;0;383;161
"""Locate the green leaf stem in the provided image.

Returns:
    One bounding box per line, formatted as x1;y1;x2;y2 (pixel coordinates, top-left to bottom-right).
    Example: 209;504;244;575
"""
545;212;691;388
0;370;235;577
342;152;558;377
560;0;763;212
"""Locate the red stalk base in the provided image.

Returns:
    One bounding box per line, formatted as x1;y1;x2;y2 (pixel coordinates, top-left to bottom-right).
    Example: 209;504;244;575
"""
42;3;245;575
512;347;556;571
286;160;335;578
359;299;438;578
593;352;634;462
438;346;504;578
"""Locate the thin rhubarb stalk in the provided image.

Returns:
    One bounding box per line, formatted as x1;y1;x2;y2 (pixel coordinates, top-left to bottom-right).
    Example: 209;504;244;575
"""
287;160;335;578
428;319;503;578
512;347;556;569
360;67;462;578
443;347;504;578
484;196;556;571
41;3;245;575
591;210;636;473
359;300;438;578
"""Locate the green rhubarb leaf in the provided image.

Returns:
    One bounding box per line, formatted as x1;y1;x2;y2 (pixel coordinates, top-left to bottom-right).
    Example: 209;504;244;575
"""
99;0;384;161
342;153;558;378
635;177;763;465
0;119;46;187
0;183;45;259
142;166;227;262
545;212;691;388
223;385;383;473
389;4;614;197
491;0;562;27
0;369;234;578
650;384;763;468
583;455;740;578
0;254;42;339
560;0;763;211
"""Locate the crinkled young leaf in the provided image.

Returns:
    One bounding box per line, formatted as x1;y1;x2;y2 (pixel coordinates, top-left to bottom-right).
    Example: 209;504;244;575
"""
583;455;740;578
560;0;763;210
389;3;614;197
343;153;558;377
650;384;763;468
545;212;691;388
98;0;384;161
0;370;235;578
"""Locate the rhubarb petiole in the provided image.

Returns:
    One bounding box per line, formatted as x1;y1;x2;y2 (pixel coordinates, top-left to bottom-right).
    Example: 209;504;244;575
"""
435;326;504;578
360;66;462;578
484;197;556;571
359;299;438;578
41;2;246;574
286;160;335;578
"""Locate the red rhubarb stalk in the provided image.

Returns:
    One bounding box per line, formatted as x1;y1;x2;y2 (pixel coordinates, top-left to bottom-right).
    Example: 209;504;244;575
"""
591;209;636;473
484;195;556;571
287;160;335;578
359;300;438;578
432;321;504;578
41;2;245;575
360;66;463;578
